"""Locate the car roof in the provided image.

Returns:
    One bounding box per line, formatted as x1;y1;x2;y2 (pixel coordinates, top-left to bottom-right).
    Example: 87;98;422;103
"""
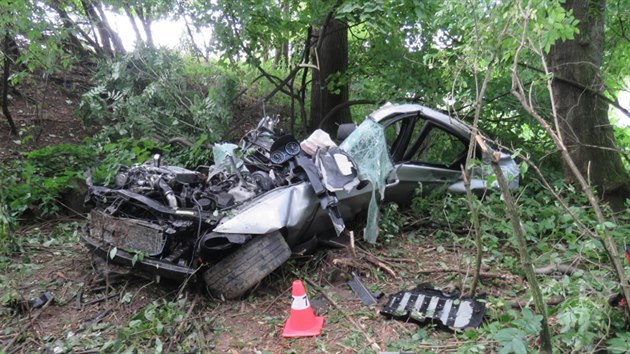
368;103;472;137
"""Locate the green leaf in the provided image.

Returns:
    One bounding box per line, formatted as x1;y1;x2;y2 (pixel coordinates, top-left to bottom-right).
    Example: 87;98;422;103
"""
608;332;630;353
513;308;542;335
154;337;163;353
557;310;577;333
492;328;528;354
109;247;118;260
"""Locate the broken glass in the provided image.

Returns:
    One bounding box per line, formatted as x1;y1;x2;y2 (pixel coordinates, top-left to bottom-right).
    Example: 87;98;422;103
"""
340;118;395;243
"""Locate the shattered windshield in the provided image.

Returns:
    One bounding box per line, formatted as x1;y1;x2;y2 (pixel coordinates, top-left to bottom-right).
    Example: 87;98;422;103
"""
340;118;395;243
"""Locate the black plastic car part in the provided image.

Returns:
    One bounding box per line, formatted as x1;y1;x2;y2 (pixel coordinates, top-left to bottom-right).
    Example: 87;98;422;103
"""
381;283;486;329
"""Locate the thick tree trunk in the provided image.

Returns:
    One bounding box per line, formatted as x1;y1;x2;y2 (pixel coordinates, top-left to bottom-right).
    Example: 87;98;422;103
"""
547;0;630;205
310;19;351;135
44;0;88;56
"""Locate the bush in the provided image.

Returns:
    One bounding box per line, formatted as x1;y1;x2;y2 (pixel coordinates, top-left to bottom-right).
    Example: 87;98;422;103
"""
80;46;238;145
2;144;97;218
1;138;165;223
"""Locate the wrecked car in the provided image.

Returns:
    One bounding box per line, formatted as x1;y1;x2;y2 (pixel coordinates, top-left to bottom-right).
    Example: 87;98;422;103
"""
82;103;519;299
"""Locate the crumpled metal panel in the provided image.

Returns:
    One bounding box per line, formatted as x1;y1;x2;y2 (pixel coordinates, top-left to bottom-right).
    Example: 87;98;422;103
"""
339;118;394;243
89;210;166;256
212;184;319;236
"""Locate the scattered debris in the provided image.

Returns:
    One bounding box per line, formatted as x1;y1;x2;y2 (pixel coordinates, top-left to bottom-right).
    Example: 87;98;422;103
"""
305;278;382;351
381;283;486;330
347;272;382;306
86;308;110;325
2;293;53;353
28;292;54;309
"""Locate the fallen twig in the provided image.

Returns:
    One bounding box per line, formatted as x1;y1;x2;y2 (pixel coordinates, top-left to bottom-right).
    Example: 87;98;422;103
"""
355;248;400;278
511;296;565;309
305;278;381;352
363;255;399;279
379;257;417;263
262;285;292;314
416;268;517;280
84;292;118;306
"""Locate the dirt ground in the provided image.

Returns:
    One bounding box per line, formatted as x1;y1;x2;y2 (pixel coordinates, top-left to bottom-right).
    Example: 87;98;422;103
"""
0;71;99;163
1;220;520;353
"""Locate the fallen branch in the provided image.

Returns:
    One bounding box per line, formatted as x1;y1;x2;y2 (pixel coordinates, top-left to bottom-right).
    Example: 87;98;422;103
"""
415;268;517;280
363;255;399;279
534;263;579;276
305;278;381;352
356;248;400;278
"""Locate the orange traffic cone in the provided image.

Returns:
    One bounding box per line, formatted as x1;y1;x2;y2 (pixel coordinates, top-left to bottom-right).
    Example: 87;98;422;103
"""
281;280;324;337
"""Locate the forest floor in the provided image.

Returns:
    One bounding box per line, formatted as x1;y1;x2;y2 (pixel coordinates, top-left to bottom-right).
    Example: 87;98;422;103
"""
1;218;523;353
0;75;539;353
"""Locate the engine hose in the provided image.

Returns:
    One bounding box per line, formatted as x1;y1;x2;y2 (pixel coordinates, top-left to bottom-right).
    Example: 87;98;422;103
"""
158;179;178;209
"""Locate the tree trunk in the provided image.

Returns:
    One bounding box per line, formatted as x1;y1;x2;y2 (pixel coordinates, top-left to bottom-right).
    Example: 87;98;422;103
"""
81;0;125;55
124;5;143;44
2;34;18;135
81;0;112;55
136;6;154;47
48;0;103;55
274;41;289;68
93;0;125;53
310;19;351;135
547;0;630;206
44;0;89;57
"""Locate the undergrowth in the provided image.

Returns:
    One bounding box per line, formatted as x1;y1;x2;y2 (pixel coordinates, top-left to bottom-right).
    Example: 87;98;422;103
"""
386;179;630;353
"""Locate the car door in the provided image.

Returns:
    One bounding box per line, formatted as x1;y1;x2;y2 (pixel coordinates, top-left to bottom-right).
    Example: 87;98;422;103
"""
381;112;470;205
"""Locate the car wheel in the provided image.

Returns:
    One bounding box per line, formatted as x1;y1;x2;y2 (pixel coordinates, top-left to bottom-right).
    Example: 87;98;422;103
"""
202;231;291;299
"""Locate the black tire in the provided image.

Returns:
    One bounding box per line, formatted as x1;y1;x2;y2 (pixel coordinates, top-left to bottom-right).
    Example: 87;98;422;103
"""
202;231;291;299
